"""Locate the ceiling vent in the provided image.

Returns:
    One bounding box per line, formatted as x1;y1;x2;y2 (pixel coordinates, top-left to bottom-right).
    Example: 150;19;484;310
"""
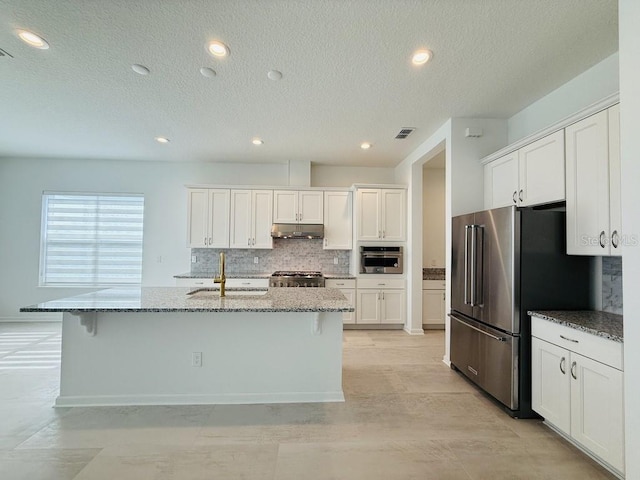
395;127;415;139
0;47;14;58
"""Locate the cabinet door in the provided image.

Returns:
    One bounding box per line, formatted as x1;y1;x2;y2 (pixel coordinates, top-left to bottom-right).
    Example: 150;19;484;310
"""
518;130;565;207
252;190;273;249
566;110;611;255
531;337;571;435
382;289;405;324
340;289;356;324
299;191;324;224
229;190;252;248
483;153;519;209
356;290;380;323
381;189;406;241
323;191;352;250
608;104;622;257
357;189;381;241
422;289;445;326
273;190;298;223
187;189;210;248
570;352;625;473
208;189;230;248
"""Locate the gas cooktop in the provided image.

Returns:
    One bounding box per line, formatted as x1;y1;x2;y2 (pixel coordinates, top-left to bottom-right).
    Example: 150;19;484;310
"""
270;271;325;287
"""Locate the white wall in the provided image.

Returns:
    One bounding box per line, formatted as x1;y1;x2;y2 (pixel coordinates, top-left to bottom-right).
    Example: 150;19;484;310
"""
422;166;445;268
508;53;619;143
311;165;395;187
0;157;289;320
619;1;640;476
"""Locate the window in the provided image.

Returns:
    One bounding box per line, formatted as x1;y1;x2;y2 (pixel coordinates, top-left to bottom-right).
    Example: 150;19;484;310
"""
40;193;144;286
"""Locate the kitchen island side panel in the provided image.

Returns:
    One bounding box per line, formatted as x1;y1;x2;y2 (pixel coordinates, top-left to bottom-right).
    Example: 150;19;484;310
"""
58;311;344;406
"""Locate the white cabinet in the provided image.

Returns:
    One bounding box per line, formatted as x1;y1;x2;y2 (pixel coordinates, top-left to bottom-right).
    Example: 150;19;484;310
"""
176;277;268;288
187;189;230;248
356;188;406;241
484;130;565;209
229;190;273;249
325;278;356;324
422;280;445;328
175;277;214;287
323;191;352;250
566;105;622;256
356;278;405;324
273;190;323;224
531;316;624;474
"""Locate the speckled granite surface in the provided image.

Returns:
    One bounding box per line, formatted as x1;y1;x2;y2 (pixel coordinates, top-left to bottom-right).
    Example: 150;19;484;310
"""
423;268;445;280
528;310;623;343
174;272;271;279
20;287;354;313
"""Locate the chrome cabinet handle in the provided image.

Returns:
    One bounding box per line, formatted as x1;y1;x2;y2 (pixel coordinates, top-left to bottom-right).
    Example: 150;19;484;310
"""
512;191;517;204
247;238;251;246
560;357;566;375
336;283;344;286
560;334;579;343
571;361;577;380
382;230;385;238
612;230;619;249
378;230;382;239
599;231;606;248
519;189;524;202
324;238;328;247
204;237;208;245
209;237;212;245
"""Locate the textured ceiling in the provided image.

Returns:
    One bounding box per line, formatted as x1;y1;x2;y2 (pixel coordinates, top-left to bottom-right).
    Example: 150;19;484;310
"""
0;0;618;167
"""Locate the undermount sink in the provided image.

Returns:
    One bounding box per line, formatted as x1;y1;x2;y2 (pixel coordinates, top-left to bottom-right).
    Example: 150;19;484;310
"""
187;288;268;298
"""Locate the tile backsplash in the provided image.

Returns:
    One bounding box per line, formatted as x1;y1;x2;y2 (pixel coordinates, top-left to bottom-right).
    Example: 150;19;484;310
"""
602;256;623;315
191;239;351;275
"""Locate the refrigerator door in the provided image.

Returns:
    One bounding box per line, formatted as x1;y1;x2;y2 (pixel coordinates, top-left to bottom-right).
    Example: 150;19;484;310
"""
474;206;519;334
450;313;518;410
451;213;476;319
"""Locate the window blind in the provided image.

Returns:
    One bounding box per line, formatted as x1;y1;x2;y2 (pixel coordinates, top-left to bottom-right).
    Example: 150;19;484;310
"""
40;193;144;286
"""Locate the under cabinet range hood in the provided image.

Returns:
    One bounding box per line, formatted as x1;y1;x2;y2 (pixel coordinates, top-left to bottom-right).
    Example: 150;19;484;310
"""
271;223;324;239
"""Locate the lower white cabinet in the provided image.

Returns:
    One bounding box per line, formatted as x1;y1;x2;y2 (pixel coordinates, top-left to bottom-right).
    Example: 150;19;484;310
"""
422;280;445;328
531;317;624;475
175;277;269;288
325;278;356;324
356;278;405;325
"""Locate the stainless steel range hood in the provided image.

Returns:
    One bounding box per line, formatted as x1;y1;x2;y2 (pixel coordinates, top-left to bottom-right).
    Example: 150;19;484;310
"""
271;223;324;239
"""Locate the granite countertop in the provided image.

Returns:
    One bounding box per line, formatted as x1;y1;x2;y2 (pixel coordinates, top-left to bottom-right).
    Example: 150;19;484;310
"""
174;272;271;279
528;310;623;343
20;287;354;313
423;268;445;280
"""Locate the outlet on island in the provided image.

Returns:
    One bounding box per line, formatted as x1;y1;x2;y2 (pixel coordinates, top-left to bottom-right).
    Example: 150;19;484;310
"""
191;352;202;367
254;257;259;264
191;255;197;264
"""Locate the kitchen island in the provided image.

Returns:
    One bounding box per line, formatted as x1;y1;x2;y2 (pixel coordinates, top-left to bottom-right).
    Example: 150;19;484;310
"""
21;287;352;407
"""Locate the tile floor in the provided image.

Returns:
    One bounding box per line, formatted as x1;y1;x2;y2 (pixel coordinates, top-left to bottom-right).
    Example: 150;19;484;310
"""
0;322;616;479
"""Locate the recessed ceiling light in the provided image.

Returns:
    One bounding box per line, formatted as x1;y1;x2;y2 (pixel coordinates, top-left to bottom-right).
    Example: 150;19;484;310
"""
16;29;49;49
200;67;217;78
267;70;283;81
131;64;150;75
360;142;372;150
252;138;264;146
208;40;229;58
155;136;170;144
411;49;432;66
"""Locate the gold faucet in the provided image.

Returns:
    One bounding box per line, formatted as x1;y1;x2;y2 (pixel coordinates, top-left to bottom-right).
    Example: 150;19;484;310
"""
214;252;226;297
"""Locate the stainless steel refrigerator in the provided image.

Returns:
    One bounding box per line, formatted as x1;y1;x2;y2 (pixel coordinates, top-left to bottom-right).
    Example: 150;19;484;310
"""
450;206;592;418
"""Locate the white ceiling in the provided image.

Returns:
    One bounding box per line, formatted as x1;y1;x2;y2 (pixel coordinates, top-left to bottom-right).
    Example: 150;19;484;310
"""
0;0;618;168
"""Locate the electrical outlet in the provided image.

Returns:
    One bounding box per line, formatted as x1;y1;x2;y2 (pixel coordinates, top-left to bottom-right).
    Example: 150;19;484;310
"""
431;259;436;266
156;255;162;263
191;255;197;264
254;257;259;264
192;352;202;367
333;257;339;265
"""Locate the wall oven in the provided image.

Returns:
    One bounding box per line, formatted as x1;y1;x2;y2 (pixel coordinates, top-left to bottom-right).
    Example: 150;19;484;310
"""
360;246;403;274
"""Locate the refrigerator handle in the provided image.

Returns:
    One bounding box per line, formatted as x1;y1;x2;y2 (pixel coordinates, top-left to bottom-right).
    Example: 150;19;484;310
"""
464;225;471;305
470;225;476;306
475;225;484;306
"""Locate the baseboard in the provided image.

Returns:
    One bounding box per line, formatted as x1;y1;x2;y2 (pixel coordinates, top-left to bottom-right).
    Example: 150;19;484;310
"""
343;324;404;330
0;313;62;323
55;390;346;407
404;326;425;335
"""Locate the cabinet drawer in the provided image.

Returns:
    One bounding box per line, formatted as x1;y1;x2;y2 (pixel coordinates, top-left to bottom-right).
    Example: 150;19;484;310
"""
325;279;356;289
226;278;269;288
175;278;214;287
531;316;623;370
423;280;445;289
358;278;405;289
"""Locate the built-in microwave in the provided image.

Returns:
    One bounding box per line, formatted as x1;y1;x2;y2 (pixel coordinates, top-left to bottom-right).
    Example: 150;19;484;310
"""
360;246;403;274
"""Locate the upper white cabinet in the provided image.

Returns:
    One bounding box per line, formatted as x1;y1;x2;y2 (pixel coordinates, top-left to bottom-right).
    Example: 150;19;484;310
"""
566;105;622;256
484;131;565;209
229;189;273;249
323;191;352;250
273;190;323;224
187;189;230;248
356;188;406;241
